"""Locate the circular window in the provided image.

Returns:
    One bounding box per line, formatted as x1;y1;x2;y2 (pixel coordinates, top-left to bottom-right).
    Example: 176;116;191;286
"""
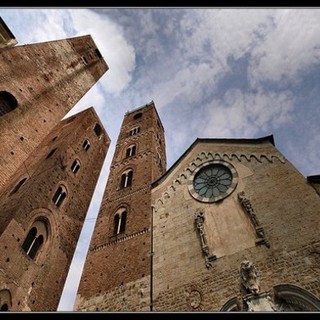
188;160;238;203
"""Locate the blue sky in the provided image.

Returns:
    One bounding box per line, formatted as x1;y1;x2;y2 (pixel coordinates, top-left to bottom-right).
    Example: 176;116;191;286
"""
1;8;320;311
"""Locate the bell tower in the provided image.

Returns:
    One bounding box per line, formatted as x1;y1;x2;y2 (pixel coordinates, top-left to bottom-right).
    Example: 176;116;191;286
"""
75;101;166;311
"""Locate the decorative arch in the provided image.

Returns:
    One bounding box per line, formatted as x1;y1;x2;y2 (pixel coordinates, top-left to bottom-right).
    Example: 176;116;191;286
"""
220;297;240;311
273;284;320;311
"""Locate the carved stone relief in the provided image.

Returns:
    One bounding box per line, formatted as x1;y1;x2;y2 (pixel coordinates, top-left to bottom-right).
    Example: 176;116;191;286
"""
194;208;216;268
185;286;203;310
237;191;270;248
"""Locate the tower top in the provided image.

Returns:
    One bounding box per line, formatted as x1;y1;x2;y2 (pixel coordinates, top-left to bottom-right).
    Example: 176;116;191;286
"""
125;100;155;115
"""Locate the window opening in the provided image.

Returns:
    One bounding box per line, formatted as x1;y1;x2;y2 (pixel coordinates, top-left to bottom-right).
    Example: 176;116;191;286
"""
120;170;133;188
0;91;18;117
52;186;67;207
9;177;27;196
82;139;90;151
113;209;127;235
71;159;81;174
126;145;136;158
93;123;102;137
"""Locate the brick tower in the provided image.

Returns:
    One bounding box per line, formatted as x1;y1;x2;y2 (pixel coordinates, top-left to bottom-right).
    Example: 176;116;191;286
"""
74;101;166;311
0;107;110;311
0;32;110;311
0;35;108;195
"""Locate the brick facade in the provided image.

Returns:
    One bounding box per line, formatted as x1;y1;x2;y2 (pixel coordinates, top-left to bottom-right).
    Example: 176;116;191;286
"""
0;35;109;311
0;35;108;195
75;101;166;311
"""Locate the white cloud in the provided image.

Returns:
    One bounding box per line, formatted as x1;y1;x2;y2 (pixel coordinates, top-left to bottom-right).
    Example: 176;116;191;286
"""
202;88;295;138
69;9;136;95
249;9;320;86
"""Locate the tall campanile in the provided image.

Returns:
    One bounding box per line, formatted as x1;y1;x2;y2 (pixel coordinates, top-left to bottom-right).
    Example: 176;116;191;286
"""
75;101;166;311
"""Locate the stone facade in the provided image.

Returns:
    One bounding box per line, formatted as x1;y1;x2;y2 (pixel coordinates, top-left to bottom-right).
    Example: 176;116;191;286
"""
151;137;320;311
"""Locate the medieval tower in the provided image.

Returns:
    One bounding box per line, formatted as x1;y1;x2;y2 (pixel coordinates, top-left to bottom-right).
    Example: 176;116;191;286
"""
74;101;167;311
0;29;110;311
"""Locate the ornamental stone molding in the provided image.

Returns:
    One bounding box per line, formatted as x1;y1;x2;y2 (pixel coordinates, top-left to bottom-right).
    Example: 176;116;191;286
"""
152;151;285;212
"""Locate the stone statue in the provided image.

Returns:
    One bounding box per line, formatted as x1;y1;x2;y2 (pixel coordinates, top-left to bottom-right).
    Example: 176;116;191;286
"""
239;259;260;295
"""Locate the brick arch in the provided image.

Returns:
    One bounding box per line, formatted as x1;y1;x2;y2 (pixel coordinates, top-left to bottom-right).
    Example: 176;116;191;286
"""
0;91;18;117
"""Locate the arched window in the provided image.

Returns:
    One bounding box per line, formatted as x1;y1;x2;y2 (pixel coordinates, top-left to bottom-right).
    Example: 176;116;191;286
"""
9;177;27;196
120;169;133;189
113;208;127;235
129;127;140;136
52;185;67;207
82;139;90;151
21;220;48;260
126;144;136;158
0;289;11;312
0;91;18;117
71;159;81;174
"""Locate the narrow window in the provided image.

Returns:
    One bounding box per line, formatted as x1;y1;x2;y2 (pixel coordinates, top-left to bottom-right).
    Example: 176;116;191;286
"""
113;209;127;235
82;139;90;151
9;177;27;196
22;227;43;259
93;123;102;137
71;159;81;174
126;144;136;158
28;235;44;259
52;186;67;207
22;227;36;253
0;91;18;117
119;211;127;233
129;127;140;136
120;170;133;188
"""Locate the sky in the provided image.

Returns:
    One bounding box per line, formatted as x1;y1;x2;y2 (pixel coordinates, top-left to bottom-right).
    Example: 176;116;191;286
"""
1;7;320;311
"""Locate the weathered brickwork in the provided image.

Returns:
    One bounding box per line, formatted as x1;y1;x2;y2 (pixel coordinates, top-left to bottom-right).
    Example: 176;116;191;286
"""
75;102;166;311
75;275;151;311
151;137;320;311
0;35;108;194
0;107;110;311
